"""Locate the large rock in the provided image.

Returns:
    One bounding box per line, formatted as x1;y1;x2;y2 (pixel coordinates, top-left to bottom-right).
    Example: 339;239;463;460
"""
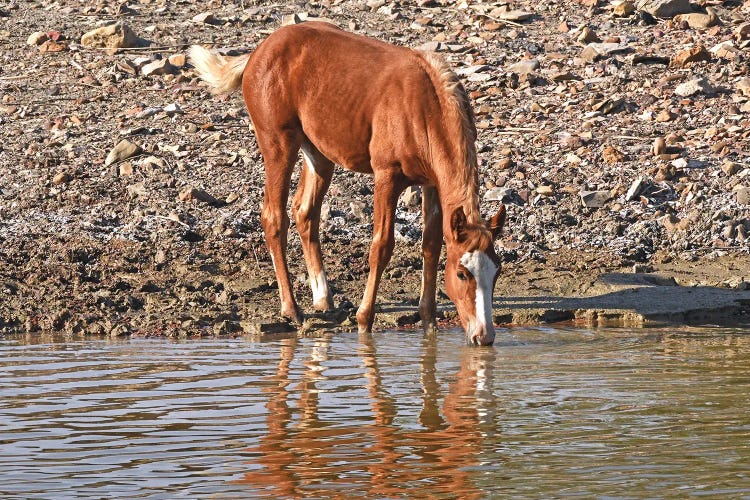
141;59;177;76
580;190;611;208
675;77;716;97
105;139;142;166
736;78;750;97
178;187;221;206
80;22;141;51
674;8;719;29
636;0;691;18
509;59;540;74
27;31;49;46
670;45;710;68
736;186;750;206
580;42;630;62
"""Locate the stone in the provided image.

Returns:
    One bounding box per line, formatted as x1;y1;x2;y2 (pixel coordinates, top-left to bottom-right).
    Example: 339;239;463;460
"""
119;162;133;176
484;186;514;202
670;46;710;68
163;103;183;115
141;58;177;76
591;98;624;114
602;145;625;164
455;65;490;77
711;41;739;61
660;213;691;233
736;186;750;206
282;13;305;25
52;172;72;185
653;137;667;156
168;53;186;67
349;200;367;220
141;156;165;168
577;26;601;44
636;0;691;18
580;42;629;62
38;40;67;53
116;60;138;75
242;320;296;335
80;22;141;51
509;59;540;74
550;71;580;82
536;185;554;196
737;22;750;42
399;186;422;207
178;187;221;205
105;139;142;166
736;78;750;97
497;10;534;22
625;177;645;201
674;8;719;29
497;158;514;170
580;190;611;208
722;162;741;176
656;109;675;122
192;12;218;24
613;1;636;16
675;77;716;97
27;31;49;46
126;182;146;198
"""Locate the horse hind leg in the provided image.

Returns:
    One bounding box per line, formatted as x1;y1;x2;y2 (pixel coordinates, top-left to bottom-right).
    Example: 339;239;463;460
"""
257;128;304;324
292;143;335;312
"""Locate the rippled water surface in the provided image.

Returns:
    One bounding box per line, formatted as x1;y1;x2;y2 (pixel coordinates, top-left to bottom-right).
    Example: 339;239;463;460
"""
2;327;750;498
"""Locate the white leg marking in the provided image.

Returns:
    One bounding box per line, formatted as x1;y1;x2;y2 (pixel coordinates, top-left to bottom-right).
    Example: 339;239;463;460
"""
301;148;317;176
460;250;498;337
299;146;328;304
310;270;329;303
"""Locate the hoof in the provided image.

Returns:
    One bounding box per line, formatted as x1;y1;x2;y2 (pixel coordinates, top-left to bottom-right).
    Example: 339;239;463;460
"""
422;321;438;335
281;307;304;326
313;297;335;313
358;324;372;335
356;308;373;334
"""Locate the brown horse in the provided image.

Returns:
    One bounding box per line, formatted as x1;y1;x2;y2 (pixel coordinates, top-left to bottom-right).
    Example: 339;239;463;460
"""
189;22;506;345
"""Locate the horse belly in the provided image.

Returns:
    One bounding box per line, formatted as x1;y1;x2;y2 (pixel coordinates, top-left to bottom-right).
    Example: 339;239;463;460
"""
298;105;375;174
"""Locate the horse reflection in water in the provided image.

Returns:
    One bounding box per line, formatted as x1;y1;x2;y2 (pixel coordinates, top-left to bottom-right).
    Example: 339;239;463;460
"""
238;335;497;497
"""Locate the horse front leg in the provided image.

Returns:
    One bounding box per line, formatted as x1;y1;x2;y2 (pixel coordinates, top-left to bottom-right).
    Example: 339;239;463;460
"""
419;185;442;334
356;172;405;334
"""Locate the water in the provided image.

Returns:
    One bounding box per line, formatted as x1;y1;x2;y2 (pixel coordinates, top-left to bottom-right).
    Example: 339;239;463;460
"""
2;327;750;498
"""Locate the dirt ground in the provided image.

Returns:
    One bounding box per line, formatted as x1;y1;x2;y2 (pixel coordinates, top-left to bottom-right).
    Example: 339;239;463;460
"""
1;0;749;337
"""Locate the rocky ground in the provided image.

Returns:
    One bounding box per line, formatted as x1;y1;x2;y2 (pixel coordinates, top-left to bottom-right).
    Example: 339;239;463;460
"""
1;0;749;337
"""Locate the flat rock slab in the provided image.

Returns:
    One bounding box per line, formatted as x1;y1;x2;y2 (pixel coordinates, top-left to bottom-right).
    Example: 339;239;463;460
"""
493;273;750;326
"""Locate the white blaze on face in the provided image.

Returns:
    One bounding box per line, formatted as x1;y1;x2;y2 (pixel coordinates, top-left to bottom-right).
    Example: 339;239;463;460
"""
460;250;498;339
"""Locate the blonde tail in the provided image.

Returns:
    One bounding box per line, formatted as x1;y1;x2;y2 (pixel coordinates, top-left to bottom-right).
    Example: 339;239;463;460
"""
187;45;251;94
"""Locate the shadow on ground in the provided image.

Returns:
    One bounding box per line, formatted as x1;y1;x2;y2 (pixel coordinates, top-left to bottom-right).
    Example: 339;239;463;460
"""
494;273;750;326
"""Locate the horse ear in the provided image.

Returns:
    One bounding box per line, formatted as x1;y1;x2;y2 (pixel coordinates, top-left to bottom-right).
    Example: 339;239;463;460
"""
488;204;506;240
450;206;468;243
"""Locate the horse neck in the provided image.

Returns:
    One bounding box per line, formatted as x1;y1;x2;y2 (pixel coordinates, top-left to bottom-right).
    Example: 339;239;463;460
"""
432;158;483;240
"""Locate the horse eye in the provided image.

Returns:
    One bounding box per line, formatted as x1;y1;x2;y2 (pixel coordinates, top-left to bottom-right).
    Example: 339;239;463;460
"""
457;271;467;281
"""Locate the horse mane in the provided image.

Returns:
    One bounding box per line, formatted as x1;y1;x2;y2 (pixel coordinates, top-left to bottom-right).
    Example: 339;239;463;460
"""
416;51;480;223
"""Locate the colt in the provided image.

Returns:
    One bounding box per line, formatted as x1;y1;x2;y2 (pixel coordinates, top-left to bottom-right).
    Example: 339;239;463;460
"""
189;22;506;345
